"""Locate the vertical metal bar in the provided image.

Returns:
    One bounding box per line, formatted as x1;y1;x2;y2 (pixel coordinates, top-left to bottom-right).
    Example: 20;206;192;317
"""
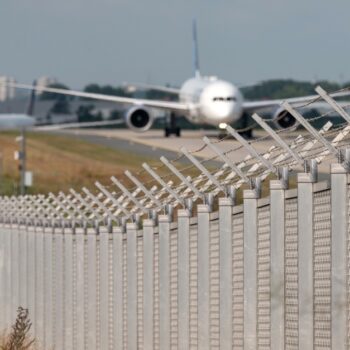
270;179;287;350
243;188;259;350
143;219;155;350
54;227;64;350
113;228;124;349
19;226;28;308
177;209;190;350
3;225;12;328
34;225;44;346
197;204;210;350
127;223;138;350
297;171;315;349
0;225;6;328
99;227;110;350
86;227;97;350
27;226;36;335
11;224;19;322
44;226;53;349
75;227;85;350
64;226;74;350
219;198;233;350
330;163;348;350
159;214;171;350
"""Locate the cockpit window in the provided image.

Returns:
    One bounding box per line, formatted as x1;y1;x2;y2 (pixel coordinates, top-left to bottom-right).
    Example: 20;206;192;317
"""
213;97;236;102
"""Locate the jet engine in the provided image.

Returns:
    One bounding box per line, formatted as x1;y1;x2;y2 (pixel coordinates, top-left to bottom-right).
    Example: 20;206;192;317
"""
125;106;154;132
272;107;300;130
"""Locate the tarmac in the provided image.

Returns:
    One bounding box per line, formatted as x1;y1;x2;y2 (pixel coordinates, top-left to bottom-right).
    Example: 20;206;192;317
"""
53;128;333;177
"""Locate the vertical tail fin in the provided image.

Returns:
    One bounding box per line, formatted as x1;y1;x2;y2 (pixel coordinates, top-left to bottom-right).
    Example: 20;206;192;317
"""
192;19;201;78
26;80;37;116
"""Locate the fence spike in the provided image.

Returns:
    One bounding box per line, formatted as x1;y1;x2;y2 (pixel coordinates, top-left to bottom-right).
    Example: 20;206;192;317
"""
110;176;146;213
160;156;204;201
95;181;132;218
282;101;338;156
180;147;227;193
202;136;250;182
142;163;185;207
225;125;278;174
252;113;304;166
315;86;350;123
124;170;162;207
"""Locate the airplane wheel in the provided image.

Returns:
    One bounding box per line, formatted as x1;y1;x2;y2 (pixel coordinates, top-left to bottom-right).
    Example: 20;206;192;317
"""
239;129;253;139
164;128;170;137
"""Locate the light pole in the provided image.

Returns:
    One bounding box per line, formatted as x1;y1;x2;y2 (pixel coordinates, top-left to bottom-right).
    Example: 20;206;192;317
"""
18;128;26;196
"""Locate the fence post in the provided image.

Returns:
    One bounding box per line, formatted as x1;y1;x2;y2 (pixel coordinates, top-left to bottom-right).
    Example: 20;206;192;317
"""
297;169;316;349
43;225;53;349
113;228;124;349
159;214;171;350
270;177;287;350
127;222;138;350
34;225;44;346
219;197;233;350
27;226;36;335
19;225;28;309
143;219;155;350
75;226;85;350
99;225;110;350
54;225;64;350
197;204;210;350
177;209;190;350
86;227;97;350
64;225;74;350
243;187;259;350
331;163;348;350
0;225;6;329
3;225;12;329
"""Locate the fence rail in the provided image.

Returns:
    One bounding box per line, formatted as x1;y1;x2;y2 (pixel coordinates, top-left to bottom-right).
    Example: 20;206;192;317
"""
0;86;350;349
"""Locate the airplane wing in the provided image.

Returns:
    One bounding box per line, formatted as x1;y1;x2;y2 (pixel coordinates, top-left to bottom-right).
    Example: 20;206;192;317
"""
123;82;180;94
243;89;350;110
34;119;124;131
10;83;190;113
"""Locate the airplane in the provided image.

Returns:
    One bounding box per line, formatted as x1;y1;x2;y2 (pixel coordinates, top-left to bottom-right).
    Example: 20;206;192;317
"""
0;83;36;130
6;21;350;138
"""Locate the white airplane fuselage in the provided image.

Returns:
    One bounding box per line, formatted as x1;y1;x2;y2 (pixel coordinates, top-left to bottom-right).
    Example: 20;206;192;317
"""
179;76;244;126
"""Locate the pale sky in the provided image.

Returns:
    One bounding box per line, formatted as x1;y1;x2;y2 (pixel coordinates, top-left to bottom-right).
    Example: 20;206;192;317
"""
1;0;350;88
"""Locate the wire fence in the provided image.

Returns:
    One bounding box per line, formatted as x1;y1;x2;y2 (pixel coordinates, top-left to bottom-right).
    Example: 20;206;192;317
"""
0;85;350;349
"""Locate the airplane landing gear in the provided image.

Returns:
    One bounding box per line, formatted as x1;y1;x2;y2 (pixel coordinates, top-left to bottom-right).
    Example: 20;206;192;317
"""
238;112;253;139
164;113;181;137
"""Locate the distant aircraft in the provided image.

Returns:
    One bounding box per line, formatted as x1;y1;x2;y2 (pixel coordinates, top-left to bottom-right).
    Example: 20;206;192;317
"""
0;82;123;131
7;21;350;137
0;83;36;130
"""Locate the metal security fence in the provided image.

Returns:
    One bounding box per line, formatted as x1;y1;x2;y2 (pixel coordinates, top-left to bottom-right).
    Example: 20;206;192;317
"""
1;86;350;349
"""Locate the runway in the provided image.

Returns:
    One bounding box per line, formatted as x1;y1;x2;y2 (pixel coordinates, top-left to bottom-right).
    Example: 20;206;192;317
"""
55;128;276;163
53;128;333;176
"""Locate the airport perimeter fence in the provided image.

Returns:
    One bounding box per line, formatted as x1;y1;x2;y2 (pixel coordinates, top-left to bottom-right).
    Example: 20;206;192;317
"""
1;86;350;349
